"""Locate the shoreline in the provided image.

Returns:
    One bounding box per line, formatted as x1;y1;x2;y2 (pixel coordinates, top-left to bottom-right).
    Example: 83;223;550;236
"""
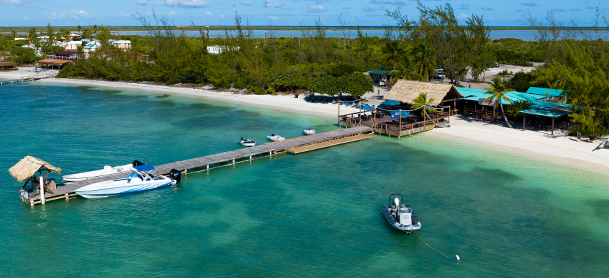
38;77;609;171
40;77;363;117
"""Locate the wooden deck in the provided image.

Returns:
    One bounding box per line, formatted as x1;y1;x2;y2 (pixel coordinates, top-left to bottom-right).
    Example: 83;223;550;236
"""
21;126;372;206
339;109;455;138
0;77;44;85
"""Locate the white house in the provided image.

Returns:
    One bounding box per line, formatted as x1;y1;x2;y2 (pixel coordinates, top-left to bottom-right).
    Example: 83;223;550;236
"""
114;40;132;50
65;41;83;50
206;45;239;55
83;41;101;58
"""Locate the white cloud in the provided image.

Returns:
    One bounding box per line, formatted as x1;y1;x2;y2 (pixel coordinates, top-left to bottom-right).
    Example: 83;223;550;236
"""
265;0;283;8
307;2;326;12
241;0;252;5
166;0;210;7
206;11;212;15
51;12;65;19
70;9;93;19
268;16;279;20
136;0;147;4
458;13;469;19
220;14;224;18
169;10;177;17
5;0;21;5
23;16;29;20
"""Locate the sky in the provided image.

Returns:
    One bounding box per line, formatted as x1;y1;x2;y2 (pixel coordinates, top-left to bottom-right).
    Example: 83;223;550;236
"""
0;0;607;27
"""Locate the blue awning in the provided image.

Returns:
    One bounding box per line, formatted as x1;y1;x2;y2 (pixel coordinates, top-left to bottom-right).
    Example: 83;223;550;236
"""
519;100;575;118
390;110;411;119
355;104;375;110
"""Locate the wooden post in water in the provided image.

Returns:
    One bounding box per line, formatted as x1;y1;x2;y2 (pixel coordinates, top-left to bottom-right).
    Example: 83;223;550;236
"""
398;109;402;138
39;174;45;205
448;106;451;125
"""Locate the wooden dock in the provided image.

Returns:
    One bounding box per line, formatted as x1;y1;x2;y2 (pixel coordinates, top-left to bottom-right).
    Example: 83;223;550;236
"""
21;126;372;206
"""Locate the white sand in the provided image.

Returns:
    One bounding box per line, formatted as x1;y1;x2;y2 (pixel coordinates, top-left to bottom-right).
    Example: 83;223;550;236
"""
433;117;609;170
40;78;362;117
11;76;609;170
0;66;59;80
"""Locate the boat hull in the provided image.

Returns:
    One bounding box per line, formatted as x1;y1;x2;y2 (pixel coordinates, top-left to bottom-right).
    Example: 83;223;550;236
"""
75;178;175;198
381;205;422;233
63;164;133;182
267;135;285;141
303;129;315;135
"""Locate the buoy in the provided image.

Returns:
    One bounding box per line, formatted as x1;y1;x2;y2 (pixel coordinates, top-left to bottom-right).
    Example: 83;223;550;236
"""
456;255;460;261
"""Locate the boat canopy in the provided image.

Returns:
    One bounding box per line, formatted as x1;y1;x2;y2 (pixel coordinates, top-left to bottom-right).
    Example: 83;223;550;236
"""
134;165;155;172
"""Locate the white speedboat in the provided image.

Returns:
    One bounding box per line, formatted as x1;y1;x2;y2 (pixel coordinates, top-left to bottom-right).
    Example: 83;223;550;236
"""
63;160;145;182
304;128;316;135
75;165;177;199
267;134;285;141
239;138;256;147
381;194;421;234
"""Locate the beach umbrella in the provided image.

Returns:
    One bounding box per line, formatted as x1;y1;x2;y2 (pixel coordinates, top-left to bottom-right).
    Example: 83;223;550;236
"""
355;104;375;111
381;100;401;106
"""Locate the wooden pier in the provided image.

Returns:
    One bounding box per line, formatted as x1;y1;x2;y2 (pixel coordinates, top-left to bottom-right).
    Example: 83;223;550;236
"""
21;126;372;206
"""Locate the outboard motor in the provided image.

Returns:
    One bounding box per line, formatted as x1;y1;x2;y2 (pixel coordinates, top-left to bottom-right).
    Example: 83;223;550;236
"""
132;160;145;167
399;205;412;226
169;169;181;183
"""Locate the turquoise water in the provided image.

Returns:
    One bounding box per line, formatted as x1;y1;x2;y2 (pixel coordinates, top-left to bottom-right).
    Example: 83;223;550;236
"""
1;83;609;277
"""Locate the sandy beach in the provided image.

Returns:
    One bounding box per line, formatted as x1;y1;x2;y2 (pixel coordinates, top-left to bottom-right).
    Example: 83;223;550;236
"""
5;76;606;170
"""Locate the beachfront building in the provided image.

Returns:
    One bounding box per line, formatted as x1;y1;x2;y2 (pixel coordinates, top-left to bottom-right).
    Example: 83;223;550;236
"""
83;41;101;58
0;61;18;71
364;70;393;87
46;51;79;61
339;80;461;137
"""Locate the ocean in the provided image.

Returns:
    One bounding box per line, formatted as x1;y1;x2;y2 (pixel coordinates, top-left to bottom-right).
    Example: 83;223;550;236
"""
1;82;608;276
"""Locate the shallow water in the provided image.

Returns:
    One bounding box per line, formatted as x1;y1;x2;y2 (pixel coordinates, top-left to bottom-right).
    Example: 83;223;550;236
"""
1;83;608;277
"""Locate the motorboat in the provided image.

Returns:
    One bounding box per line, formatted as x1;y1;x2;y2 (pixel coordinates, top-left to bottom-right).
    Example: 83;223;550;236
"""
74;165;178;199
303;128;316;135
63;160;145;182
381;193;421;234
239;138;256;147
267;134;285;141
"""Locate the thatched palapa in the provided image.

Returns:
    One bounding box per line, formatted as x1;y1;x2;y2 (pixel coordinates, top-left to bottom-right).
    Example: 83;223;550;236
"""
9;156;61;182
385;80;463;106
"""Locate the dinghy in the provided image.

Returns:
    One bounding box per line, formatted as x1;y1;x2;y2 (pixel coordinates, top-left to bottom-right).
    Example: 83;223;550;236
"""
381;193;421;234
63;160;145;182
303;128;316;135
239;138;256;147
75;165;177;199
267;134;285;141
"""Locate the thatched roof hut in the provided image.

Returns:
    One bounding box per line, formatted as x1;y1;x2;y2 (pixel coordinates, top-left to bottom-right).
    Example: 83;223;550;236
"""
9;156;61;182
385;80;463;106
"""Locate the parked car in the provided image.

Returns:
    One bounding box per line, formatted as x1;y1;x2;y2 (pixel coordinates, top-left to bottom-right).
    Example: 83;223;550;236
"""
433;69;445;79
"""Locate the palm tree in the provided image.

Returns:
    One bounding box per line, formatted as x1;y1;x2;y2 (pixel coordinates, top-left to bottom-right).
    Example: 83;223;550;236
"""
411;93;437;124
27;27;36;44
61;29;70;42
389;56;424;83
485;76;515;128
410;43;438;82
77;25;82;35
10;30;17;41
381;40;405;70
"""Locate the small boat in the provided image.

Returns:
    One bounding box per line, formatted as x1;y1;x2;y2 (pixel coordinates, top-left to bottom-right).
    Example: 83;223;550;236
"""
63;160;145;182
381;193;421;234
267;134;285;141
239;138;256;147
74;165;177;199
303;128;316;135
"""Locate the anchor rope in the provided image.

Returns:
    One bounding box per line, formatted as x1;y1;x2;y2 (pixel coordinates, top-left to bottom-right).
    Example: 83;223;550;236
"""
414;230;449;258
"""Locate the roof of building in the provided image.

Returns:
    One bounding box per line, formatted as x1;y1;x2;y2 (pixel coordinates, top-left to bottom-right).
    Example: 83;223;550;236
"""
385;80;463;106
53;50;77;55
37;59;72;64
457;87;542;103
525;87;564;98
520;101;574;118
368;70;392;75
66;41;82;45
9;156;61;182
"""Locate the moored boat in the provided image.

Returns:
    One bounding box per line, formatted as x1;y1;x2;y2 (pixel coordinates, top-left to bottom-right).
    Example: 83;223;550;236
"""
267;134;285;141
304;128;316;135
381;193;421;234
63;160;145;182
74;165;178;199
239;138;256;147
